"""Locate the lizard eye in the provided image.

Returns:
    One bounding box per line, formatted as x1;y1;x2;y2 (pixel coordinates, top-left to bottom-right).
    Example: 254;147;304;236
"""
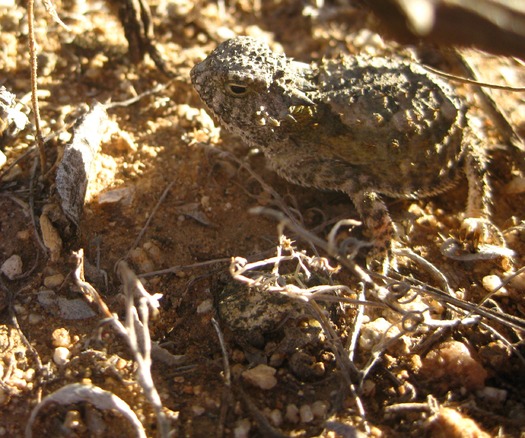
226;83;249;96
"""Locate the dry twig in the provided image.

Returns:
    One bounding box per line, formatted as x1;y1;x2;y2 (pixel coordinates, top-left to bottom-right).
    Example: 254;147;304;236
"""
71;250;173;437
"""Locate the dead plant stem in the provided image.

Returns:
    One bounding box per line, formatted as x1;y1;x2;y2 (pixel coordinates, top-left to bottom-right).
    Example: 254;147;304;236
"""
27;0;46;173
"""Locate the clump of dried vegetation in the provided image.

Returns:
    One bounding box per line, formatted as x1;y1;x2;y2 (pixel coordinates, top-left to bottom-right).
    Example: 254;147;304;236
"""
0;0;524;437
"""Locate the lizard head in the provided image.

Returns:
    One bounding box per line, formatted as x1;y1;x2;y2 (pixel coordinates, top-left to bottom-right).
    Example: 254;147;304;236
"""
191;36;314;147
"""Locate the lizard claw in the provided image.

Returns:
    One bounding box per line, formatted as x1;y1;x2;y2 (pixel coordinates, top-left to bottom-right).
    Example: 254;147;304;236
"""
441;218;514;262
459;217;505;250
366;245;398;275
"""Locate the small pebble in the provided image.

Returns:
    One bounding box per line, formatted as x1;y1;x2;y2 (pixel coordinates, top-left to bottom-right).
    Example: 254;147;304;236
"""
52;328;71;347
477;386;507;403
10;370;28;389
359;317;400;351
299;404;314;423
285;404;299;423
204;395;218;409
200;195;210;209
16;230;30;240
24;369;35;382
176;103;200;124
129;247;155;273
63;410;82;429
216;26;236;41
163;0;192;17
98;187;134;205
268;409;283;427
230;363;245;379
1;254;22;279
311;400;329;418
482;275;508;296
114;357;128;370
196;299;213;314
43;273;65;288
233;418;251;438
86;51;107;73
362;379;376;396
143;240;163;263
231;349;245;363
191;405;205;416
109;129;137;153
53;346;70;366
12;304;26;315
57;297;96;320
28;313;43;324
242;364;277;390
420;340;487;390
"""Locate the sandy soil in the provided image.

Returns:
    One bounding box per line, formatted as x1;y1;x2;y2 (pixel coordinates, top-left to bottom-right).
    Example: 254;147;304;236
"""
0;1;524;436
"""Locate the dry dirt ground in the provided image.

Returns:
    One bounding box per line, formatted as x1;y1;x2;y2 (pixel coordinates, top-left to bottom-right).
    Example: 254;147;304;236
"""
1;1;525;437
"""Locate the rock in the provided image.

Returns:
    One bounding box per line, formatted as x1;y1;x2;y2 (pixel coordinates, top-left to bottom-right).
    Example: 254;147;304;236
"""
1;254;22;279
241;364;277;390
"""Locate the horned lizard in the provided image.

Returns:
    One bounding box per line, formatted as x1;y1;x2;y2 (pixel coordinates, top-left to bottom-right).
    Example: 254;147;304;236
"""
191;36;495;271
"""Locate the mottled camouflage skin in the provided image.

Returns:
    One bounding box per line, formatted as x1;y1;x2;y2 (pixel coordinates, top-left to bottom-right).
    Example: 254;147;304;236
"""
191;37;490;269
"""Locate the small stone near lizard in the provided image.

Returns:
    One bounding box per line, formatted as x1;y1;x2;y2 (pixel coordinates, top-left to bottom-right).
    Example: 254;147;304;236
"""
191;36;497;271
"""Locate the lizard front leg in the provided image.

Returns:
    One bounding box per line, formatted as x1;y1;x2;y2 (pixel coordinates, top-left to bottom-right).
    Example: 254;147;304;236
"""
350;189;396;273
